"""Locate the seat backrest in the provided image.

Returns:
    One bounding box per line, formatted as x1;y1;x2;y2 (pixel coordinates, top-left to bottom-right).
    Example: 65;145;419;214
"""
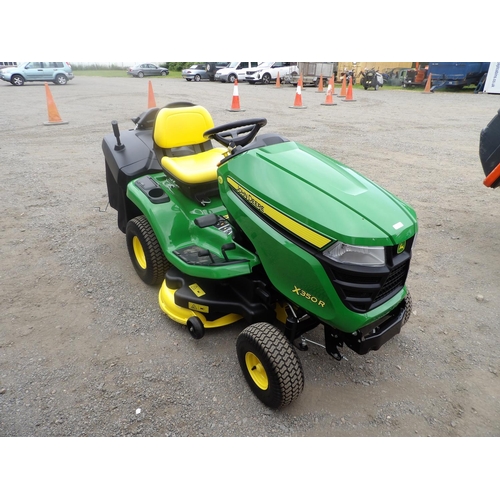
153;105;215;150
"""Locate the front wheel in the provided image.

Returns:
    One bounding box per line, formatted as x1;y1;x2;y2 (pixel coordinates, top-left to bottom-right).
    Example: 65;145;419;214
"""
125;215;170;285
402;289;413;325
236;322;304;409
194;74;201;82
262;73;271;84
187;316;205;339
11;74;25;86
161;71;167;76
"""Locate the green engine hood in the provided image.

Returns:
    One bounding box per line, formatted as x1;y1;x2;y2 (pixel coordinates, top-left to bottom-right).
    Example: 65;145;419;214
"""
221;141;417;248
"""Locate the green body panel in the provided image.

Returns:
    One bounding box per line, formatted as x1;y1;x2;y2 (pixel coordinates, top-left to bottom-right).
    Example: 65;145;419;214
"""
217;140;418;332
220;169;407;332
126;172;260;279
221;141;417;247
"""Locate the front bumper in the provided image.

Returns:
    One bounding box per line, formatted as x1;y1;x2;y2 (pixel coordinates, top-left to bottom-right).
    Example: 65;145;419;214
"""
325;297;407;357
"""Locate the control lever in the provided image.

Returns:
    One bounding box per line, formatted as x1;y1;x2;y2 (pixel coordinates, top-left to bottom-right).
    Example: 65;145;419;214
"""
111;120;125;151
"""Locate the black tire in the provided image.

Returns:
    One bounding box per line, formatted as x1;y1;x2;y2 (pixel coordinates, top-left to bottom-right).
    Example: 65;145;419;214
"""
138;71;144;78
262;73;271;85
236;322;304;409
194;74;201;82
228;73;237;83
125;215;170;286
161;71;167;76
187;316;205;339
11;74;25;86
54;74;67;85
402;289;413;325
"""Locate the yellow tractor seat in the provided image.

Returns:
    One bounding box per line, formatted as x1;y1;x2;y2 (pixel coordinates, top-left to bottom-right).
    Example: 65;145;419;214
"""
153;104;227;201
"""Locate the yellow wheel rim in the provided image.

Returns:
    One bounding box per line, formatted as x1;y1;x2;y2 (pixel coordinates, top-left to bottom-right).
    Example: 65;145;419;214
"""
132;236;147;269
245;352;268;391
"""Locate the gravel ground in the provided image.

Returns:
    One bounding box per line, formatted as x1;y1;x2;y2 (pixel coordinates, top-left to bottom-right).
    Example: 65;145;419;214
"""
1;76;499;441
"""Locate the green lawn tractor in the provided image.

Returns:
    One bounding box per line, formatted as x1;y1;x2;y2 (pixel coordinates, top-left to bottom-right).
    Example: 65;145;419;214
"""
102;102;418;408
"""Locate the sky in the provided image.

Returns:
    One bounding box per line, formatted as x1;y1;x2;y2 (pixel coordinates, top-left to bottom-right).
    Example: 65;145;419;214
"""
5;4;497;62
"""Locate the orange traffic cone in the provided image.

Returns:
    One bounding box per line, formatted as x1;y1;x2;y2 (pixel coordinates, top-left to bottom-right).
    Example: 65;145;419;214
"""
228;79;244;112
423;73;433;94
339;74;347;97
321;80;337;106
343;76;356;102
148;80;157;108
289;75;307;109
330;75;337;95
275;71;281;88
316;74;324;93
43;83;68;126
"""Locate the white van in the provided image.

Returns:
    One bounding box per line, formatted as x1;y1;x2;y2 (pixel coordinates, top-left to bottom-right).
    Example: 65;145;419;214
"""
214;62;260;83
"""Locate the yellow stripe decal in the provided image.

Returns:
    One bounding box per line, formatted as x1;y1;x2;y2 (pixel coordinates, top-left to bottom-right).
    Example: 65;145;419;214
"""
227;177;331;249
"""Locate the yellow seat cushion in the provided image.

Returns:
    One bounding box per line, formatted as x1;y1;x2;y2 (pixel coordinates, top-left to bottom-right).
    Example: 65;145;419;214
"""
160;148;226;184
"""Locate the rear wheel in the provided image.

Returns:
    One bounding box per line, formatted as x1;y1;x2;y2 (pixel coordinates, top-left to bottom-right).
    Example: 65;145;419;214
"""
11;74;25;86
138;71;144;78
236;322;304;409
228;73;237;83
126;215;170;285
54;74;67;85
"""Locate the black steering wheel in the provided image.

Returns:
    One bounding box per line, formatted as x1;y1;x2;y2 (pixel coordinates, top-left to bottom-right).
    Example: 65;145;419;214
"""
203;118;267;148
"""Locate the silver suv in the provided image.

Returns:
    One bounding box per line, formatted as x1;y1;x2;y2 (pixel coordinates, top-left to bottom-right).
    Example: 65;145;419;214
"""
0;62;74;86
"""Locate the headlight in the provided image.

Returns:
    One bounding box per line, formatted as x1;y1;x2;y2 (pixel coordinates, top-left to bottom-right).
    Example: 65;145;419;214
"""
323;242;385;267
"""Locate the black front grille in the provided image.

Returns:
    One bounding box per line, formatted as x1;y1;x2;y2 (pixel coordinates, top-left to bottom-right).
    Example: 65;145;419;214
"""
375;262;408;302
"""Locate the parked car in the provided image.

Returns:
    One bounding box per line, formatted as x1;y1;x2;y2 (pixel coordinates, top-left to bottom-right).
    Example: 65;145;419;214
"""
0;61;16;70
0;62;74;86
215;62;260;83
127;63;169;78
182;64;210;82
245;62;298;84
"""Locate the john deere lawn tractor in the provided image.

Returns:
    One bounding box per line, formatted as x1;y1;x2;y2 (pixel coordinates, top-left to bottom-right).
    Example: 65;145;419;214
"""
102;101;418;408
